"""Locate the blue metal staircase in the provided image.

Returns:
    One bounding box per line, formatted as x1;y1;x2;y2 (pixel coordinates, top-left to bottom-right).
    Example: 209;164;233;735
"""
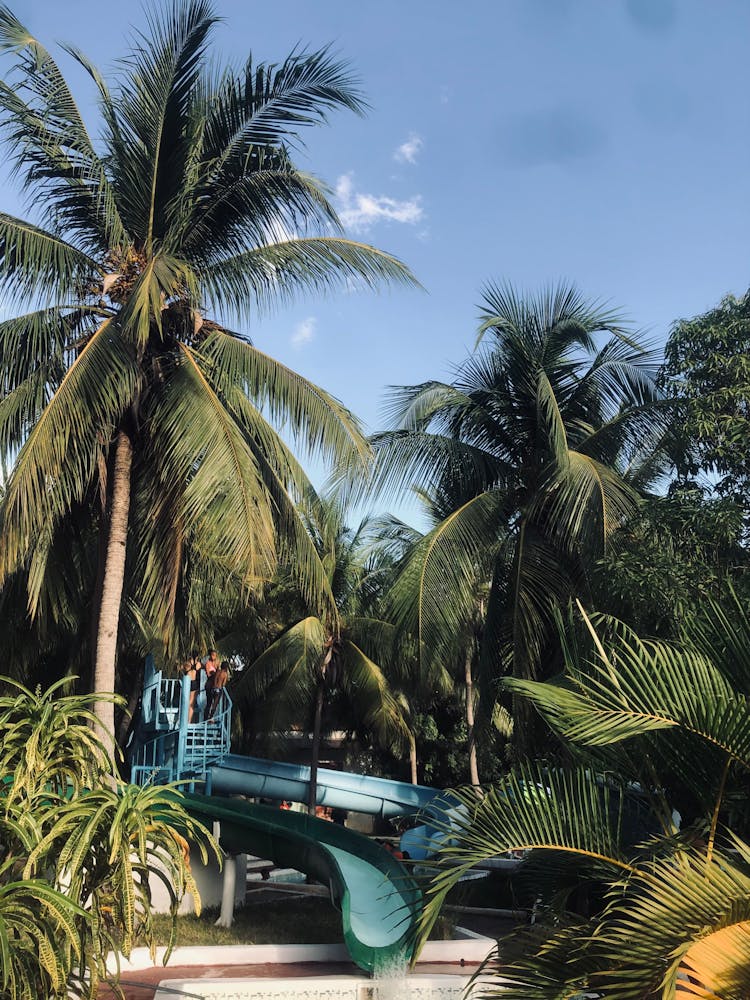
129;655;232;787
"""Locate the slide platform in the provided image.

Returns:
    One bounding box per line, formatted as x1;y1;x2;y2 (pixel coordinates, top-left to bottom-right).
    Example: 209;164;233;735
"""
179;791;421;973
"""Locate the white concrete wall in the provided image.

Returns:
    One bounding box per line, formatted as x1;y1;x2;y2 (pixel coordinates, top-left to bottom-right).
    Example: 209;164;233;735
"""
149;838;247;915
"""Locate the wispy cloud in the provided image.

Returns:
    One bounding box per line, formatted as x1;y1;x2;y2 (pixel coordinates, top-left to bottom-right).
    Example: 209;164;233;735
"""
335;173;423;234
393;133;423;164
291;316;316;349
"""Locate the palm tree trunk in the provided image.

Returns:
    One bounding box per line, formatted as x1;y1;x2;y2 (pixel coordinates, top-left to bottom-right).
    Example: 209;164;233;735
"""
116;658;144;750
408;731;418;785
93;429;133;750
308;676;325;815
465;646;480;789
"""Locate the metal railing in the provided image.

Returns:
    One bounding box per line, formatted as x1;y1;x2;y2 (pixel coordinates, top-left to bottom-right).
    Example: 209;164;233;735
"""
130;668;232;787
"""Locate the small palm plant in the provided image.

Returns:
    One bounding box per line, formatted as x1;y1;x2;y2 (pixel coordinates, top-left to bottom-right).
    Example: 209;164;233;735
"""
0;678;216;1000
416;592;750;998
236;494;411;811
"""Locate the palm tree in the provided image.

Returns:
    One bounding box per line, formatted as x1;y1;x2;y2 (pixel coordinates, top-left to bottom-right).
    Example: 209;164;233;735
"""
384;491;498;787
236;494;410;813
355;283;662;749
415;596;750;998
0;3;414;742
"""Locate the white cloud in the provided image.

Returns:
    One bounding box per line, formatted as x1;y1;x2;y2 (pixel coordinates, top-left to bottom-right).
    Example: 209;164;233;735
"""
335;173;423;234
393;133;423;164
291;316;316;349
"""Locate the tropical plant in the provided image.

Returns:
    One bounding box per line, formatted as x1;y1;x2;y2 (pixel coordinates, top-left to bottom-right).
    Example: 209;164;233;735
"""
0;1;414;742
415;595;750;998
353;283;663;749
593;483;749;638
663;289;750;517
0;677;216;999
235;494;411;811
382;490;498;786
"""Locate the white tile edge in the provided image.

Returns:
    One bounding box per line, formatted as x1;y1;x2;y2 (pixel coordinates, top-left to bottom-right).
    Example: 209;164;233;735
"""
108;932;495;974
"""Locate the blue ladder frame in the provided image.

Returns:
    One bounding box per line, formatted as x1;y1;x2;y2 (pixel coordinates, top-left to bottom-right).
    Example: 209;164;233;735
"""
129;655;232;787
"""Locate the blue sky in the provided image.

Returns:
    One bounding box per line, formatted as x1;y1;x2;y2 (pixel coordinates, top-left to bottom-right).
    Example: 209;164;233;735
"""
14;0;750;505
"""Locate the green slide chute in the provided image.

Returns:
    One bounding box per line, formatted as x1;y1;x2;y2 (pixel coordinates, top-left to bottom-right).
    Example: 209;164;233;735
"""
179;791;421;974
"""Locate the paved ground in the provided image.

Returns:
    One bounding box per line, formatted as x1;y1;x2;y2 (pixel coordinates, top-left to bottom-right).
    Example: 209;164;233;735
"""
98;961;482;999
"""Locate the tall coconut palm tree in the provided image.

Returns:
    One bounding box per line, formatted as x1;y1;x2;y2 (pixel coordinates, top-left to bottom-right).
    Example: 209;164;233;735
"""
354;283;663;749
236;494;410;813
0;2;415;742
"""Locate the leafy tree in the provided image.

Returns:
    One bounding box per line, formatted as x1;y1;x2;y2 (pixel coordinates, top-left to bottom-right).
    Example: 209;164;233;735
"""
356;283;662;749
236;495;410;812
594;484;749;637
0;677;215;999
0;2;414;742
416;597;750;997
664;290;750;513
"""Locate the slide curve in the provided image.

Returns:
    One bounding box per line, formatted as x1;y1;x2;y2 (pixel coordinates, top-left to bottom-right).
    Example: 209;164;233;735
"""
178;791;421;973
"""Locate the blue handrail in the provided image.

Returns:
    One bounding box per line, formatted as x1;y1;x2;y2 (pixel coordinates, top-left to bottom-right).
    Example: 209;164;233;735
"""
129;658;232;787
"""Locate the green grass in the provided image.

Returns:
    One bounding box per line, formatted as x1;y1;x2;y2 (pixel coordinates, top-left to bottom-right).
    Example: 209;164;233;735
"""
141;896;455;947
142;898;344;947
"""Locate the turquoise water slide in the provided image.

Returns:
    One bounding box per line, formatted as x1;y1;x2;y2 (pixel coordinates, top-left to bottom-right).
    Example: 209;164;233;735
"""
207;753;439;818
129;662;438;969
178;790;421;973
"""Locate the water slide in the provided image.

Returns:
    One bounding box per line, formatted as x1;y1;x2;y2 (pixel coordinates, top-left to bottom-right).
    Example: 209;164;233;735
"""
177;790;422;973
205;754;452;864
129;663;443;969
206;753;440;818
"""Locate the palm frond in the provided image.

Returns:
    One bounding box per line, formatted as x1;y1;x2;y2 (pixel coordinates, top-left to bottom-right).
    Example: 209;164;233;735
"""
505;605;750;768
0;320;139;592
537;450;642;557
235;615;325;713
0;213;99;305
113;0;218;248
176;168;339;258
0;8;126;247
590;849;750;999
386;489;504;666
683;584;750;696
415;763;637;948
201;43;366;168
199;328;369;466
201;236;417;321
477;280;634;351
340;638;410;750
336;429;507;508
143;344;277;588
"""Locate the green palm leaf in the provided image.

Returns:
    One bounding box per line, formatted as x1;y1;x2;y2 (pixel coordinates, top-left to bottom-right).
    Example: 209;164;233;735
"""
415;762;637;949
591;849;750;999
386;489;505;665
339;638;410;749
506;605;750;765
0;319;139;590
202;235;417;320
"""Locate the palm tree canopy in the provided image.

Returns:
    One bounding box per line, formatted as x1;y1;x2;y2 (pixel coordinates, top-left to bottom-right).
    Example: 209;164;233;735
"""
0;2;416;643
351;282;664;692
236;495;410;752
